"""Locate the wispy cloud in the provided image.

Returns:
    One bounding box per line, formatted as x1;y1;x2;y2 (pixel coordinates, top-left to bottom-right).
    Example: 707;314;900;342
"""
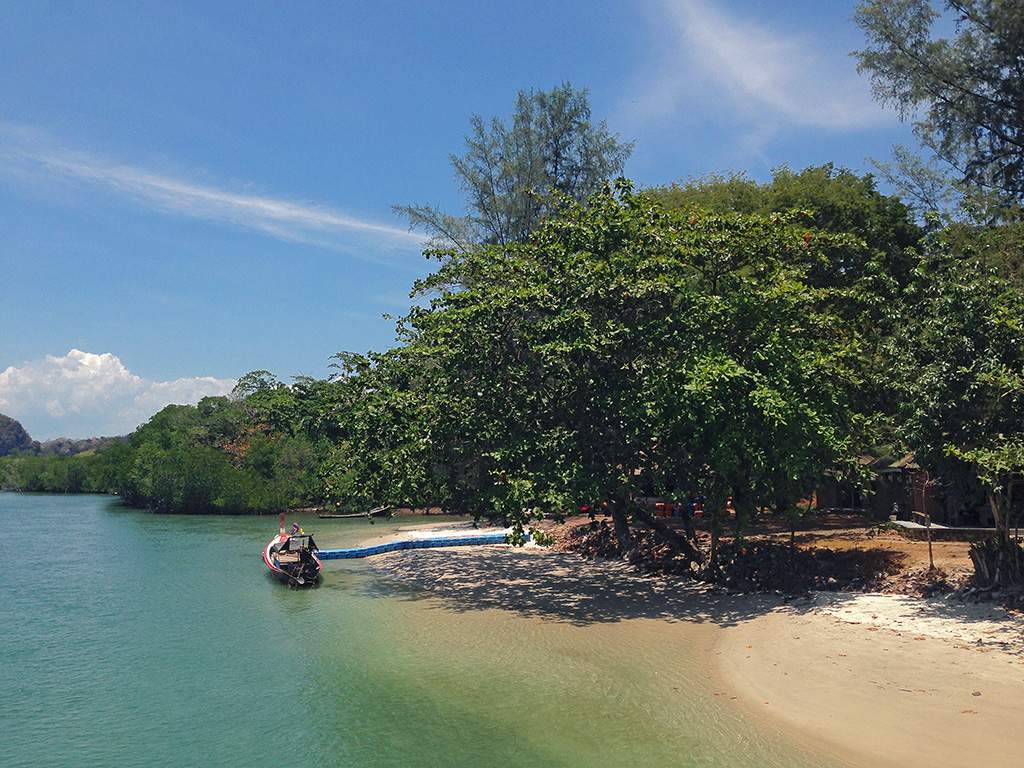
631;0;888;133
0;125;426;258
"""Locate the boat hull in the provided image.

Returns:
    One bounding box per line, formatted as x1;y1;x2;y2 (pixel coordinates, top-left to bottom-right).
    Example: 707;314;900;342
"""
263;534;323;586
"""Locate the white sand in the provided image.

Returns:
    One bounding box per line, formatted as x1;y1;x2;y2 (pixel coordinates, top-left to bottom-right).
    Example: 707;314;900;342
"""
814;591;1024;651
719;592;1024;768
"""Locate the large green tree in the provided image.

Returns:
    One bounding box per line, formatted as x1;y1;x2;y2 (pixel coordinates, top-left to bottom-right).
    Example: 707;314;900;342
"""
893;224;1024;583
342;182;869;569
647;164;923;289
317;349;440;514
649;165;919;451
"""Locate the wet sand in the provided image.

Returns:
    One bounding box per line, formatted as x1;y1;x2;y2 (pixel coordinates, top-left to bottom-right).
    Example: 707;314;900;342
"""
367;543;1024;768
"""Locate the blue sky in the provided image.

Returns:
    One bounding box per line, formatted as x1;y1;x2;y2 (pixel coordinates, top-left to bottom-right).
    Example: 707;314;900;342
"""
1;0;913;438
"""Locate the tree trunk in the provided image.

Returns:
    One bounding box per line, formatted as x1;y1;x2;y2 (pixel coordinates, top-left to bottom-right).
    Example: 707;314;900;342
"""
787;497;811;561
610;501;632;554
969;537;1023;588
681;505;697;542
634;505;703;564
708;505;721;579
969;488;1023;588
732;485;753;540
991;491;1009;544
925;510;934;571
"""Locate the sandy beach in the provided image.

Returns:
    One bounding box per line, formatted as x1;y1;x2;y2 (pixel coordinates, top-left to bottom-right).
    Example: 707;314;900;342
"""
718;593;1024;768
363;532;1024;768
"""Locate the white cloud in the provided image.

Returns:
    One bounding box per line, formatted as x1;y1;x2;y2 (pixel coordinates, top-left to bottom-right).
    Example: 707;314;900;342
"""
0;125;426;260
632;0;887;132
0;350;236;439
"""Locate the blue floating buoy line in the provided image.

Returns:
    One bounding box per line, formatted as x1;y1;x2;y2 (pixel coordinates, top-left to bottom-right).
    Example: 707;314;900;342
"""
318;530;525;560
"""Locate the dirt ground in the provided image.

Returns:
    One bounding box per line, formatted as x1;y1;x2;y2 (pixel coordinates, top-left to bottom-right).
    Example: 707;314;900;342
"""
792;527;971;574
709;511;974;575
540;511;978;594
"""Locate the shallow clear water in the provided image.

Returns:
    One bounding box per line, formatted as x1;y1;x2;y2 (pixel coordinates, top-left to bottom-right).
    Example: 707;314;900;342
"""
1;494;833;767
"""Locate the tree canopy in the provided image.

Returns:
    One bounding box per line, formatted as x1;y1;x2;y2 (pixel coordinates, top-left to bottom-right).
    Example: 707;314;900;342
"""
647;164;923;289
1;385;331;514
329;181;871;565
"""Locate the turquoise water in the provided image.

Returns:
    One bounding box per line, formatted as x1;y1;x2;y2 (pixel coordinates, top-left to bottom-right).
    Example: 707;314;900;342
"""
1;494;831;767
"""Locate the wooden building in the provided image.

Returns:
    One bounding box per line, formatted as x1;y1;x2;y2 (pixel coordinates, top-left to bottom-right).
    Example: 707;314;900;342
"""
818;453;994;526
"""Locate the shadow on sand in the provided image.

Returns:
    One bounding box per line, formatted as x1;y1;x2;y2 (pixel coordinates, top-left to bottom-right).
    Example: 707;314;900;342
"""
358;545;1024;642
359;547;816;628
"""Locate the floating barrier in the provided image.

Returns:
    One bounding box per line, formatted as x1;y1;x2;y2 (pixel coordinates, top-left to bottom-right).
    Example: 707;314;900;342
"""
318;530;522;560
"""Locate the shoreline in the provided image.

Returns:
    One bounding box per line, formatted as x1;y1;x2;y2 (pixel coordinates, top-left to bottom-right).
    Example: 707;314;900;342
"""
363;542;1024;768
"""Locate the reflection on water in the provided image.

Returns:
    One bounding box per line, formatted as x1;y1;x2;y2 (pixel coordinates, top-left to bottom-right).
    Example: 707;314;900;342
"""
0;493;833;768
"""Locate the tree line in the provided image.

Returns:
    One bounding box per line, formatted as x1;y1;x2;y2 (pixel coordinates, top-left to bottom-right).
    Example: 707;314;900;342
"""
0;375;333;513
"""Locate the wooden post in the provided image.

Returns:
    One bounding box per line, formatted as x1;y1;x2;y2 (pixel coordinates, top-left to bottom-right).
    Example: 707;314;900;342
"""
926;509;934;571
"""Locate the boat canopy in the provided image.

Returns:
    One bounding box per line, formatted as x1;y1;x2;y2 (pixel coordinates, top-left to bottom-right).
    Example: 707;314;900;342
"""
282;534;318;551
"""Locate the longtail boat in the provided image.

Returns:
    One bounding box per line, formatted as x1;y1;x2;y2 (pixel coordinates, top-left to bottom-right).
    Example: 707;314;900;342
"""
263;514;322;587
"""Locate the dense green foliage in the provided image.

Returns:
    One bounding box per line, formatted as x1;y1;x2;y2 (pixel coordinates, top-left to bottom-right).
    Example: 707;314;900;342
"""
893;223;1024;537
648;165;926;451
647;165;923;290
1;452;111;494
642;7;1024;571
1;381;333;514
340;172;1022;575
942;219;1024;284
318;182;877;560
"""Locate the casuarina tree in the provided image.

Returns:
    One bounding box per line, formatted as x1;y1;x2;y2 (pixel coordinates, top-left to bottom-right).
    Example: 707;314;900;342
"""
395;83;633;250
855;1;1024;217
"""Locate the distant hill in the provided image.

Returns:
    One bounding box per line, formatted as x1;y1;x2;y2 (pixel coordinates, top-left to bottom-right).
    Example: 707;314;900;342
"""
0;413;124;457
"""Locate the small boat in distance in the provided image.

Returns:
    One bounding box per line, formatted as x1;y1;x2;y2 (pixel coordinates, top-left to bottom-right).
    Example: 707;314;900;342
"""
317;505;392;520
264;514;322;587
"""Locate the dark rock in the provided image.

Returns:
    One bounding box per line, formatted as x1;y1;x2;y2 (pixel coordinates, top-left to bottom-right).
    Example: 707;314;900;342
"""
0;413;38;456
0;413;124;458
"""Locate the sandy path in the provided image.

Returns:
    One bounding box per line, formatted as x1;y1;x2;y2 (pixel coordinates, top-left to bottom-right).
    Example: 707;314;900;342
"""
718;593;1024;768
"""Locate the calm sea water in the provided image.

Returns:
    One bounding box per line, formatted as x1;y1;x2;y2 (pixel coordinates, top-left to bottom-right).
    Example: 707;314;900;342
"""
1;494;832;768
